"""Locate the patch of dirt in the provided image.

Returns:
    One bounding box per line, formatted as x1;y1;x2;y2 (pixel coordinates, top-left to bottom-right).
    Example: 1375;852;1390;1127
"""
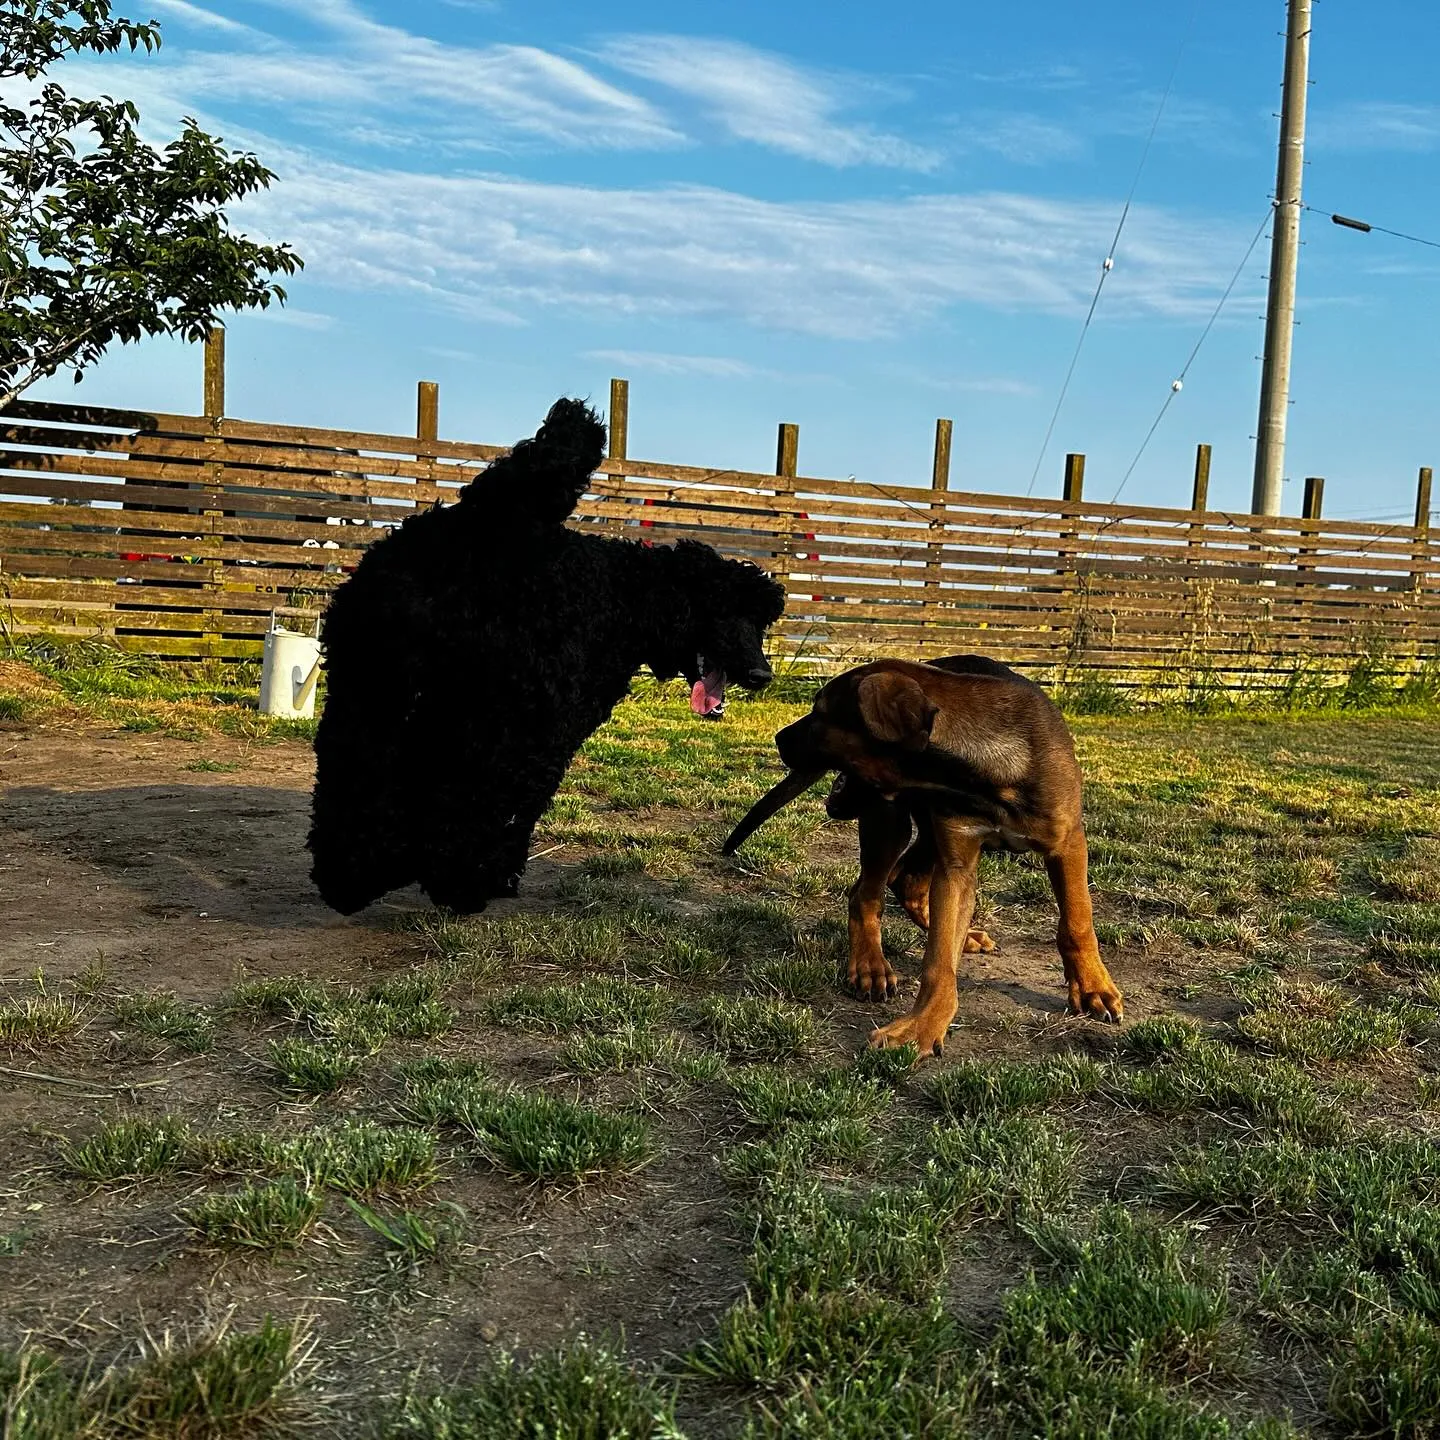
1;716;449;992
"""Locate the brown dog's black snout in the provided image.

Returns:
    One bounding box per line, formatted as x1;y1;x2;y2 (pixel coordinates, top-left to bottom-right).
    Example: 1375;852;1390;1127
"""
775;716;816;770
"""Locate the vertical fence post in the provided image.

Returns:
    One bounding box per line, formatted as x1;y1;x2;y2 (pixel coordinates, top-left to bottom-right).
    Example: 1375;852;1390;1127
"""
1187;442;1212;571
201;328;226;657
926;420;952;651
1057;453;1084;572
932;418;953;491
416;381;439;448
204;328;225;419
1297;476;1324;586
414;381;439;530
773;422;798;594
1191;444;1212;512
605;378;630;525
1184;444;1215;681
608;378;629;466
1414;465;1434;595
927;419;953;613
1054;453;1088;681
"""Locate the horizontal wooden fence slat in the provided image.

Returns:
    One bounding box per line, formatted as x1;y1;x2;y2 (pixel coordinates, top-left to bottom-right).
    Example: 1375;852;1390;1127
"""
2;396;1436;676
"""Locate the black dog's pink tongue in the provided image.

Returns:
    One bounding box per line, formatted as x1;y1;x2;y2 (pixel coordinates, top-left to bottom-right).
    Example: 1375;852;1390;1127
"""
690;669;726;716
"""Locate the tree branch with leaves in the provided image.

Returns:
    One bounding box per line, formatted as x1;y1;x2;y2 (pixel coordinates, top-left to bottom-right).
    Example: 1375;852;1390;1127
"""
0;0;302;410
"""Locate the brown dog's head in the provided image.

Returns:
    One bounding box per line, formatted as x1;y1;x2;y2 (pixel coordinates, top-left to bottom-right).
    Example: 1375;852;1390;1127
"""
722;664;939;854
777;666;938;796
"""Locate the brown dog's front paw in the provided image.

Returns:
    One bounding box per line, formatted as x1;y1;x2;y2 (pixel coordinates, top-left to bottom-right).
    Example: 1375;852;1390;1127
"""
963;928;997;954
847;947;897;1002
868;1008;952;1059
1069;965;1124;1023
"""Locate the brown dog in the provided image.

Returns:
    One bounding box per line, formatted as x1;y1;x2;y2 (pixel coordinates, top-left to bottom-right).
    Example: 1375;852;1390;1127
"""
724;655;1122;1056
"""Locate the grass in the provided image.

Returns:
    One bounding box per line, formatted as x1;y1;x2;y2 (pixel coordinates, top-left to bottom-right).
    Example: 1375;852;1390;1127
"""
719;1117;881;1182
1234;977;1423;1063
60;1116;438;1195
484;975;669;1033
402;1069;654;1182
345;1196;463;1270
1;637;316;741
1116;1033;1348;1139
1002;1207;1232;1377
925;1053;1105;1117
1329;1312;1440;1438
267;1036;364;1094
1152;1133;1440;1222
556;1027;685;1074
690;1290;979;1438
0;990;88;1046
16;670;1440;1435
686;994;815;1061
728;1064;894;1127
926;1114;1082;1222
747;1176;958;1304
0;1318;313;1439
390;1339;681;1440
181;1179;323;1250
114;989;216;1054
231;970;454;1051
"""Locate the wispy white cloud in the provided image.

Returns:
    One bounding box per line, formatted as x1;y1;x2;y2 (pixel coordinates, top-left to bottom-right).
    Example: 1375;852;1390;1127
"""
950;377;1039;396
878;362;1040;397
585;349;771;379
969;62;1087;91
953;113;1085;166
1311;101;1440;152
105;0;682;154
230;150;1260;340
149;0;258;36
255;306;336;330
599;34;939;170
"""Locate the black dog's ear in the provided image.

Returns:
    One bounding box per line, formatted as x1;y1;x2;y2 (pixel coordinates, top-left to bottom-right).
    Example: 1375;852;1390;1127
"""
857;672;937;751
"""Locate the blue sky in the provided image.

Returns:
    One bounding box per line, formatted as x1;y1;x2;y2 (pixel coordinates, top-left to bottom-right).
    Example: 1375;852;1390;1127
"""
38;0;1440;520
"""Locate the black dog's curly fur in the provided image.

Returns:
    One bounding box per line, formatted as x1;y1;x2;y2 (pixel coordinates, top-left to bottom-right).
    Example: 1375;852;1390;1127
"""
308;398;786;916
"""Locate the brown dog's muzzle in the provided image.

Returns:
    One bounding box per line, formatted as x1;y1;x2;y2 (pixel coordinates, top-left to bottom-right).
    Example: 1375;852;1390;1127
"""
775;716;822;772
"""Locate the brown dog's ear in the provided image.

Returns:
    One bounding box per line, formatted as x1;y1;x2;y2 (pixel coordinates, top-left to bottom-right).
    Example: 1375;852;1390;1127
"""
856;672;938;750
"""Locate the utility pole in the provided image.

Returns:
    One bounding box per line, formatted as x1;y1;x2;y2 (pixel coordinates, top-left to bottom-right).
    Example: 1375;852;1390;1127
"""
1252;0;1312;516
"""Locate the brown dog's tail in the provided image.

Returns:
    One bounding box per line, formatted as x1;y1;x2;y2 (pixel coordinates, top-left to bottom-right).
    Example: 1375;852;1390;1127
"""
722;768;826;855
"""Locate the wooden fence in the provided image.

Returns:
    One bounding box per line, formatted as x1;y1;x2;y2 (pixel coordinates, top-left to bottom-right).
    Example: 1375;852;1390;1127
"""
2;340;1437;685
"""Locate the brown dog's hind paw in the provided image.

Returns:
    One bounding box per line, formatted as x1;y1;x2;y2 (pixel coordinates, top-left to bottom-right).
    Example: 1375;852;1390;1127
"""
962;928;996;954
847;948;898;1002
1068;970;1124;1023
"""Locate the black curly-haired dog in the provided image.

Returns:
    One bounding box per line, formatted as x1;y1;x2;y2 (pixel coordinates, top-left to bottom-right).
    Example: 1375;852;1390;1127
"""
308;398;786;915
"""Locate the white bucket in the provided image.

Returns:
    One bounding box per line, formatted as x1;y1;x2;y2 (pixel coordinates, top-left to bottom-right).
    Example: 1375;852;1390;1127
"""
259;611;323;720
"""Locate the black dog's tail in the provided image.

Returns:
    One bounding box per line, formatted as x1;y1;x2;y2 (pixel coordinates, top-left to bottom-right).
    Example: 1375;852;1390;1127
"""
460;397;606;525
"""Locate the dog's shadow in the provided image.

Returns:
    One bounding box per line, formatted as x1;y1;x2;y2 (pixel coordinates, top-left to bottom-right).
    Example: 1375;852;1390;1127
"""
2;783;392;931
1;783;599;933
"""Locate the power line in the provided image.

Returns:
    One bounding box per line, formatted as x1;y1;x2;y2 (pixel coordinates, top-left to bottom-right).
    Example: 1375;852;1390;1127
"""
1305;204;1440;252
1023;0;1202;497
1109;206;1272;504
